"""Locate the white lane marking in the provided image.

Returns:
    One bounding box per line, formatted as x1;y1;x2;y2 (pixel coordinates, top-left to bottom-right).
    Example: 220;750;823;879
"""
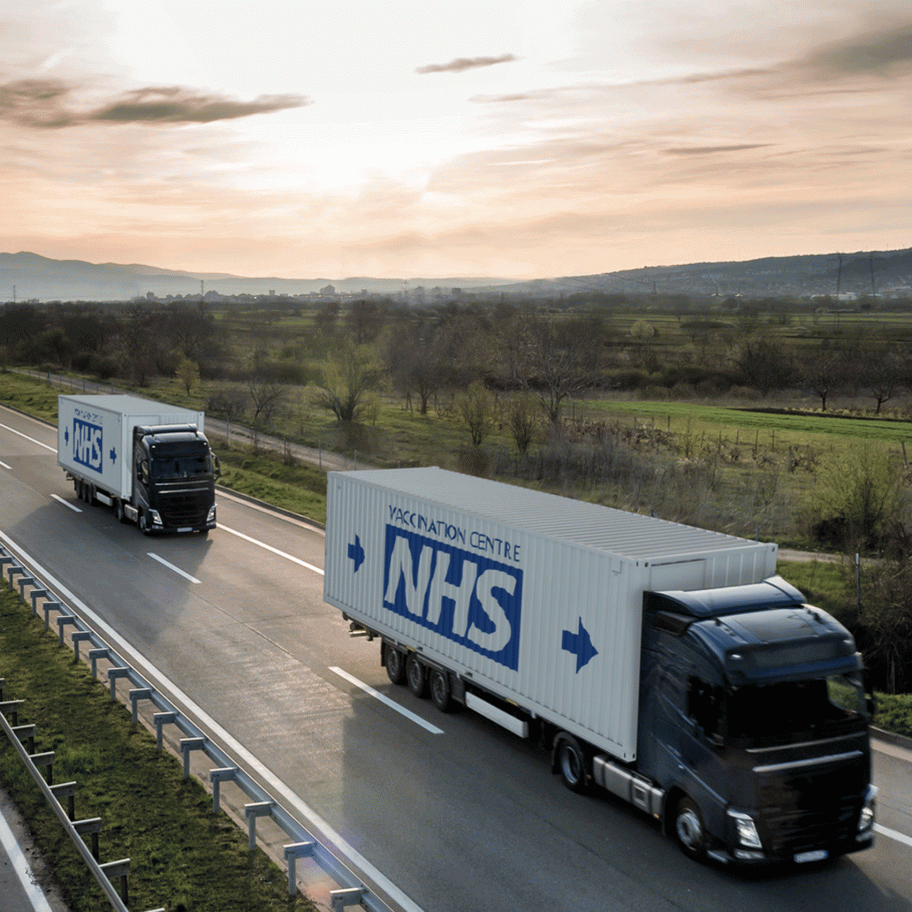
330;666;445;735
0;800;55;912
0;459;11;469
875;823;912;849
0;422;56;452
147;552;201;584
219;523;324;575
52;494;82;512
0;531;424;912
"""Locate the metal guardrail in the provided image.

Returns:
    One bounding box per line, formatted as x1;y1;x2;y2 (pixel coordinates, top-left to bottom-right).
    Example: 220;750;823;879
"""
0;541;394;912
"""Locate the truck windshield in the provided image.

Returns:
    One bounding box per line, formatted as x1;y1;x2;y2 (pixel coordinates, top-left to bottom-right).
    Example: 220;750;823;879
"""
150;453;213;479
726;674;868;746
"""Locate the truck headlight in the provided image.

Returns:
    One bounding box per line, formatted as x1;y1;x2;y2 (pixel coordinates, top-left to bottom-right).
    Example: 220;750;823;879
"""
149;510;163;528
207;505;217;523
730;810;762;849
858;786;878;835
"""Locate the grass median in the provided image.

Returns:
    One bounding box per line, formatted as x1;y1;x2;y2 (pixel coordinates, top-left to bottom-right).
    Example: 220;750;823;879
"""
0;582;316;912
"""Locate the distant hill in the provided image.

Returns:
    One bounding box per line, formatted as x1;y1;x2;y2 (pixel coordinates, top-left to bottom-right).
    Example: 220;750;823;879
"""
0;252;509;302
2;248;911;303
497;248;912;300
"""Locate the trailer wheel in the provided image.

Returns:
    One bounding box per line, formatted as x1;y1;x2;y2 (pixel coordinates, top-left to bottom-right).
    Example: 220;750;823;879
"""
385;644;406;685
114;499;128;523
673;796;706;860
557;735;588;793
429;669;453;713
405;653;428;698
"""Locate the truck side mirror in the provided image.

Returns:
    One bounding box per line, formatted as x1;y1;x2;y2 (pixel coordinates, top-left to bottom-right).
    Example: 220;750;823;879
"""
213;454;221;479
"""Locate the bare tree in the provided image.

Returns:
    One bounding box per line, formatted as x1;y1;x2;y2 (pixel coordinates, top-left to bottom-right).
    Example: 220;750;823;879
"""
247;375;287;449
799;347;845;411
458;381;495;446
316;341;382;422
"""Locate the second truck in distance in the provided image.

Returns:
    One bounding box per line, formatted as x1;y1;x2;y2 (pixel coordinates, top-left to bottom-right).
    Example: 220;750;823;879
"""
324;467;876;866
58;393;218;535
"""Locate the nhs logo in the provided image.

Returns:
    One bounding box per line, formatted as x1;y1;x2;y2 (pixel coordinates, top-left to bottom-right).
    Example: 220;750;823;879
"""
72;418;103;472
383;525;523;671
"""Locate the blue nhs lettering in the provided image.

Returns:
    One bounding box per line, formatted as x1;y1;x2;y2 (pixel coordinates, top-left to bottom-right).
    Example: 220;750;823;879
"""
383;526;522;671
72;418;103;472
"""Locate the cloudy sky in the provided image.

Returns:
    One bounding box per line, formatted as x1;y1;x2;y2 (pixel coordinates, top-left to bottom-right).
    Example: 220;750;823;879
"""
2;1;910;280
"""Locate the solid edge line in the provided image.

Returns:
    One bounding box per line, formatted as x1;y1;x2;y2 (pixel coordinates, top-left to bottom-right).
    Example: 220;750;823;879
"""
0;800;55;912
329;666;444;735
0;530;424;912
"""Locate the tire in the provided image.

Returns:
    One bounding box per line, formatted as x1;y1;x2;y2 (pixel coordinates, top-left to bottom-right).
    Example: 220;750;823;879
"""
405;653;428;698
114;499;127;523
429;669;453;713
557;735;588;793
674;796;706;860
385;644;406;685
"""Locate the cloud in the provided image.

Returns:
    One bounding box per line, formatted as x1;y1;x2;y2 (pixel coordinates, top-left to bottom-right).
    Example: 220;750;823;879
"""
798;21;912;78
663;144;772;156
1;79;311;128
416;54;517;74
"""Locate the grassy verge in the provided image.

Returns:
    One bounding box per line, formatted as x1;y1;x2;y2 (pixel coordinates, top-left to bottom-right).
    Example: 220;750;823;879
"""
0;583;315;912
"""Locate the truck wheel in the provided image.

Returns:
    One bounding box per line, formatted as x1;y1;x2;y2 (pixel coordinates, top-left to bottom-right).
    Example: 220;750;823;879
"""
674;796;706;860
385;644;406;685
557;735;588;793
405;653;428;698
138;510;152;536
429;669;453;713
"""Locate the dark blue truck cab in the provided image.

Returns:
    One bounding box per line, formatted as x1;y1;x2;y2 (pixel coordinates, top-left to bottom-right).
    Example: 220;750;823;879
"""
637;576;875;864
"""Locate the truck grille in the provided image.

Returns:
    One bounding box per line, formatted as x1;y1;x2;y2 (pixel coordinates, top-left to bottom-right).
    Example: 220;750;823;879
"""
757;762;863;854
158;490;211;528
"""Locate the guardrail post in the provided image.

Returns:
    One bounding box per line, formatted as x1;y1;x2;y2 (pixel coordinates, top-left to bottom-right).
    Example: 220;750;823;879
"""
11;724;36;754
57;614;78;646
243;802;274;852
129;688;153;724
153;712;176;750
179;737;207;778
29;588;47;615
283;841;316;896
0;699;25;726
17;574;35;600
43;601;62;630
330;887;367;910
72;630;93;661
73;817;103;860
6;563;25;587
107;667;131;701
209;767;239;814
100;858;130;904
50;781;79;820
88;648;110;680
29;751;55;785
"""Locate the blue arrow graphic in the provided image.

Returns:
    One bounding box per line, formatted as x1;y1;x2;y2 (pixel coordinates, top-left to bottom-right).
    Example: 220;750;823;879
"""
347;535;365;572
562;618;598;672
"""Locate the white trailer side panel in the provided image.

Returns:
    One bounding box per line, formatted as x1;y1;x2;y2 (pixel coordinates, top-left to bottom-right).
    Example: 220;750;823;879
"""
57;394;204;499
324;468;776;761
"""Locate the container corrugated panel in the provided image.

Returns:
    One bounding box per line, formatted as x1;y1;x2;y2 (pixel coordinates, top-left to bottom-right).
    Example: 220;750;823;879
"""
324;467;777;761
58;395;205;498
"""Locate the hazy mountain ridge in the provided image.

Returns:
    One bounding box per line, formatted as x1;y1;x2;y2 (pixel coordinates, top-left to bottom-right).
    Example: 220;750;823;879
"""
2;248;911;303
